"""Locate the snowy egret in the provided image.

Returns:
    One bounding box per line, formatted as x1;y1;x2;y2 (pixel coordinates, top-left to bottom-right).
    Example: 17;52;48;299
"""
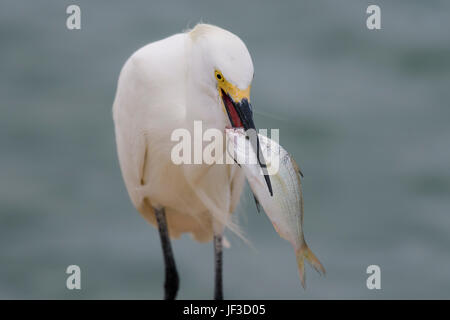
113;24;271;300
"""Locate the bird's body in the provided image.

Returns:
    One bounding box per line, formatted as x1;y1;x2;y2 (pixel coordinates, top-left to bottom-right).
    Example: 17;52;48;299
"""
113;24;302;299
113;25;249;242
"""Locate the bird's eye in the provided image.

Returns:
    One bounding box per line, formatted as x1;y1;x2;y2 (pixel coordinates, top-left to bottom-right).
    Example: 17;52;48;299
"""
215;71;224;81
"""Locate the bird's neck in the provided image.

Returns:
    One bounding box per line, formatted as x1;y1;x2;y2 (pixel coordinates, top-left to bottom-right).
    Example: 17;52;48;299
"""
185;36;226;133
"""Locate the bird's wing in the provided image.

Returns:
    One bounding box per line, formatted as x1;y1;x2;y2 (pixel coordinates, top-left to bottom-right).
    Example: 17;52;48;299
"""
113;114;149;209
113;33;188;209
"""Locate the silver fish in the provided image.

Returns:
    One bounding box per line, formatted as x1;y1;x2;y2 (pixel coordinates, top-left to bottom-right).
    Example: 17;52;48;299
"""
226;128;325;288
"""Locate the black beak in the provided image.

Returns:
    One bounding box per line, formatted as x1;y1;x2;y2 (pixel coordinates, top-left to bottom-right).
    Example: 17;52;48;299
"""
223;92;273;196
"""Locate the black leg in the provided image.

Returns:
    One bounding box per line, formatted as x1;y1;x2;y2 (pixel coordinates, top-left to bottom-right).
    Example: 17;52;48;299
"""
214;234;223;300
154;207;179;300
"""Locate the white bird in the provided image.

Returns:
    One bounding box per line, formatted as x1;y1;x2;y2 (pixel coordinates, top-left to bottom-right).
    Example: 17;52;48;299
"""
112;23;272;299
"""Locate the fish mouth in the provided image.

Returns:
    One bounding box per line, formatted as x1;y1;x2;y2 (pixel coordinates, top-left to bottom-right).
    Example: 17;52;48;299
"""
221;89;273;196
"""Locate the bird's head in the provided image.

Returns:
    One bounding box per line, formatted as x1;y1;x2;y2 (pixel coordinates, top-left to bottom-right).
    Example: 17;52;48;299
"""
189;24;273;196
189;24;255;131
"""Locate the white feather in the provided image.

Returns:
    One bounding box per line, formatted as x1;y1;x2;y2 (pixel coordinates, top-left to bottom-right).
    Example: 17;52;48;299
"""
113;24;253;241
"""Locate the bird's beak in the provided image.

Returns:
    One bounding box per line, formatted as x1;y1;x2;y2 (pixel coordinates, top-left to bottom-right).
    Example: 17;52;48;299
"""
221;89;273;196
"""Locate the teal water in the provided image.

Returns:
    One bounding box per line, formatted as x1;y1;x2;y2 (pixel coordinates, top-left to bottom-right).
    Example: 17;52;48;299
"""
1;0;450;299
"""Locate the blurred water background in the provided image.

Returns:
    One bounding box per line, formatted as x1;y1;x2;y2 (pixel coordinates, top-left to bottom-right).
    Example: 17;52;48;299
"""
1;0;449;299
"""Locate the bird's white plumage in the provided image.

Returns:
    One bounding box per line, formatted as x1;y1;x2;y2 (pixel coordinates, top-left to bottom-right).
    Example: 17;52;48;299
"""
113;24;253;241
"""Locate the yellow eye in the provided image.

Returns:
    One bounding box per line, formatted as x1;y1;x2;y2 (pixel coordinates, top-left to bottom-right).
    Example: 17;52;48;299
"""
215;71;224;81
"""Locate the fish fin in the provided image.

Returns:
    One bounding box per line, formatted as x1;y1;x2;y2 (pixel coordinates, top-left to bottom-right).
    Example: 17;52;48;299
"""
296;244;326;289
286;151;304;178
252;193;262;213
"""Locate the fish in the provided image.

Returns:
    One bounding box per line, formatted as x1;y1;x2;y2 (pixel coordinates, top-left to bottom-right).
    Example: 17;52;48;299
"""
226;128;325;288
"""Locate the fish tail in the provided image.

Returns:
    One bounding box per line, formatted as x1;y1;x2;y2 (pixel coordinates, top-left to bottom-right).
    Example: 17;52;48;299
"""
296;244;326;289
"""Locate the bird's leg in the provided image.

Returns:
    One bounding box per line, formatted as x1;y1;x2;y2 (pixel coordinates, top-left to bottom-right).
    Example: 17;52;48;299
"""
214;233;223;300
154;207;179;300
